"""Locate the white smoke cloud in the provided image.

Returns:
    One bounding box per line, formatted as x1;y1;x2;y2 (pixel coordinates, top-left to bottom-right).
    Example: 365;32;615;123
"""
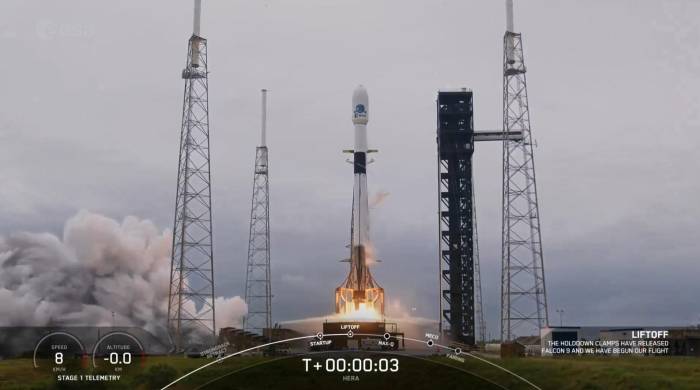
0;210;246;341
213;296;247;329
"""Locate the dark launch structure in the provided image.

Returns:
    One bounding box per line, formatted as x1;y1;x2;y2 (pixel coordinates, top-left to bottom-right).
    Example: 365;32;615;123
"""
167;0;216;352
436;91;511;345
436;90;476;345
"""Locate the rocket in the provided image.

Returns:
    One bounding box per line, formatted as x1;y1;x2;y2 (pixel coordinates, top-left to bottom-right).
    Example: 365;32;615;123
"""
351;85;370;257
335;85;385;317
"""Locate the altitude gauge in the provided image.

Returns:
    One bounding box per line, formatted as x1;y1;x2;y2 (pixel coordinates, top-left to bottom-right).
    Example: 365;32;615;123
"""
92;331;146;374
33;331;88;374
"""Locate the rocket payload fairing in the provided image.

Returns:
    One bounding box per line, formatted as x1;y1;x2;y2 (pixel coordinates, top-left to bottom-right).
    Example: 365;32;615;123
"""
335;85;385;318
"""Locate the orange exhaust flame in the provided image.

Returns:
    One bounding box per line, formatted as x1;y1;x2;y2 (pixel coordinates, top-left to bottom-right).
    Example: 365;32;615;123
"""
335;285;384;321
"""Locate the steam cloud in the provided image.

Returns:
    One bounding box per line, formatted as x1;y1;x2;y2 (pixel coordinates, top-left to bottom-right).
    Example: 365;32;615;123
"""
0;210;246;341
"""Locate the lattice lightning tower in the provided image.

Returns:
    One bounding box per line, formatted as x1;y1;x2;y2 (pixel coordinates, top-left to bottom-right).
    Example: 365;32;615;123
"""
501;0;549;341
243;89;272;336
167;0;216;352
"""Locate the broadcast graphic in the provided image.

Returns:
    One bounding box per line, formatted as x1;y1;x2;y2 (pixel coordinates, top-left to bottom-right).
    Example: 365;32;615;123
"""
0;1;698;389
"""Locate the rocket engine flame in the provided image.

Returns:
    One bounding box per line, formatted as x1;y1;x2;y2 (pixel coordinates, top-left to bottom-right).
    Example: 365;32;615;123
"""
335;244;384;319
337;301;381;321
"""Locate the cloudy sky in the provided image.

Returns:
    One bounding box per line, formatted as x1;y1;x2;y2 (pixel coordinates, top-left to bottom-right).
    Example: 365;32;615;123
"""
0;0;698;337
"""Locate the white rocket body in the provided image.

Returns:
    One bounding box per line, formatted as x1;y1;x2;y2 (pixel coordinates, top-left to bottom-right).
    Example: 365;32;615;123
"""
335;85;384;316
351;85;370;255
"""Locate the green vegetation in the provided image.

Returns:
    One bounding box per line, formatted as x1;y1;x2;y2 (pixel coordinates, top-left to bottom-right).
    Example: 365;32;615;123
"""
1;354;698;389
441;354;700;390
133;364;179;389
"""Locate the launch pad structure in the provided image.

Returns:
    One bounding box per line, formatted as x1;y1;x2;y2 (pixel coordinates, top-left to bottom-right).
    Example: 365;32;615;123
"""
436;90;477;346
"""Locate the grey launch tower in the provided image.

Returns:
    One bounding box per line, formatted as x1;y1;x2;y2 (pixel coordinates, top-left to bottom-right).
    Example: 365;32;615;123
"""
167;0;216;352
501;0;549;341
244;89;273;335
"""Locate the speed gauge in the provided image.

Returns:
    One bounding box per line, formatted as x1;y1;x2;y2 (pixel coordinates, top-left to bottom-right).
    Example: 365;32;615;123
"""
33;331;88;374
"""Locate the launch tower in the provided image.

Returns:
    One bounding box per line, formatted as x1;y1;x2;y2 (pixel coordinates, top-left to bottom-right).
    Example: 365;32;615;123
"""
436;90;477;345
436;86;524;345
167;0;216;352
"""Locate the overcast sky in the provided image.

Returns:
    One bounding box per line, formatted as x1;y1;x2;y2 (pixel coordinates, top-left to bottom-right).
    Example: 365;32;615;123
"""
0;0;699;337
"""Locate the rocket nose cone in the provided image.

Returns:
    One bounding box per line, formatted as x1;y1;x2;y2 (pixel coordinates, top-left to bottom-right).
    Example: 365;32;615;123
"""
352;85;368;105
352;85;369;125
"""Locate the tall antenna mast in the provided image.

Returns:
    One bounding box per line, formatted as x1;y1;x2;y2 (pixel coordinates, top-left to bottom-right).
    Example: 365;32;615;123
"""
193;0;202;36
244;89;273;337
167;0;216;352
500;0;549;341
261;89;267;146
506;0;514;32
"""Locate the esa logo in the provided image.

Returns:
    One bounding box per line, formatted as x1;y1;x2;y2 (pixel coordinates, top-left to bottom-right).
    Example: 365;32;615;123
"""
354;104;367;119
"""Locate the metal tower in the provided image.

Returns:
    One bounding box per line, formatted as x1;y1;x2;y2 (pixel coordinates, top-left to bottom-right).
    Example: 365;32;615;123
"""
243;89;272;336
436;90;507;345
167;0;216;352
437;90;476;345
500;0;549;341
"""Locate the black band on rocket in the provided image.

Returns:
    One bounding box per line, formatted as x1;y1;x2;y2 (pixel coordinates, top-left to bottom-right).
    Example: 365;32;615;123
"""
354;152;366;174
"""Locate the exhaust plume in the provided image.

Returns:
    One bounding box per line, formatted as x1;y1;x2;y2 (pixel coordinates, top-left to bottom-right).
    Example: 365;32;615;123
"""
0;210;246;341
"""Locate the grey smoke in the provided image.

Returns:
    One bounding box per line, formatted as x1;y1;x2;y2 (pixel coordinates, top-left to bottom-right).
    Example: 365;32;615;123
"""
0;210;246;340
